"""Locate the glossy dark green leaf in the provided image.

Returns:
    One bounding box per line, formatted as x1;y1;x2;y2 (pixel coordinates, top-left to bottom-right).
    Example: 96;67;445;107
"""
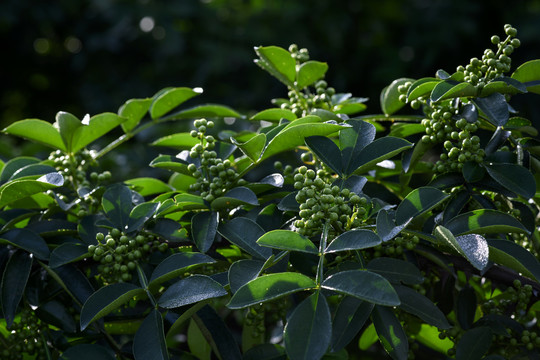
133;309;169;360
158;275;227;309
150;87;202;119
353;137;412;175
49;242;89;268
3;119;65;151
149;252;215;286
172;193;206;211
406;78;439;101
484;162;536;199
0;228;50;260
445;209;528;235
462;161;485;183
442;190;470;224
305;135;343;176
457;287;477;330
284;291;331;360
250;108;297;122
36;300;76;333
480;77;527;96
52;265;95;304
366;257;424;285
277;191;300;211
297;60;328;89
511;59;540;94
376;210;409;242
1;250;32;327
434;226;489;271
0;173;64;209
60;344;116;360
232;133;266;162
102;183;133;229
162;104;241;121
118;97;152;133
340;119;376;175
254;46;296;86
394;285;451;329
8;163;57;181
0;157;40;183
380;78;414;116
456;326;492;360
461;103;478;123
431;81;477;102
228;259;265;294
211;186;259;210
331;297;374;352
257;229;319;254
127;202;159;232
395;187;448;225
387;123;425;138
243;344;286;360
372;305;408;360
488;239;540;282
326;229;381;253
192;211;218;253
322;270;400;306
227;272;316;309
473;93;509;127
218;217;272;260
80;283;145;330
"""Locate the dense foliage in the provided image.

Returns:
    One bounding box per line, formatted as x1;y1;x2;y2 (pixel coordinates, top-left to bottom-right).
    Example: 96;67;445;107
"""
2;24;540;360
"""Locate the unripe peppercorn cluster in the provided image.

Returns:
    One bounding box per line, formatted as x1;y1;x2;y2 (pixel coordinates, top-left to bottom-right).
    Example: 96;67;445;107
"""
88;228;168;283
2;308;47;360
245;298;289;338
293;166;369;237
187;119;245;203
372;234;420;259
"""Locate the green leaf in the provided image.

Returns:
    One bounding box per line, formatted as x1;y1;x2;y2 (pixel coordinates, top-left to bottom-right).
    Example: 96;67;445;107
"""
296;61;328;89
243;344;286;360
228;259;265;294
0;228;50;260
488;239;540;282
415;324;453;355
260;120;344;162
133;309;169;360
445;209;528;235
340;119;376;174
149;252;215;287
325;229;381;253
71;112;125;153
284;291;331;360
149;154;190;175
456;326;492;360
56;111;82;153
102;183;133;229
376;210;409;242
250;108;297;123
366;257;424;285
431;81;477;102
3;119;65;151
484;163;536;199
1;251;32;327
480;77;527;96
473;93;509;127
158;275;227;309
211;186;259;210
49;243;89;268
358;323;378;350
8;163;57;181
188;318;212;360
406;78;439;102
331;297;374;352
218;217;272;260
388;123;425;138
305;135;343;176
0;156;40;183
255;46;296;86
151;133;200;150
395;186;448;225
227;272;316;309
80;282;145;330
257;230;319;254
232;133;266;162
125;177;171;197
119;98;152;133
353;137;412;175
150;87;202;119
434;226;489;271
511;59;540;94
0;173;64;208
372;305;409;360
394;285;451;329
380;78;414;116
173;193;207;210
60;344;116;360
161;104;241;121
36;300;77;333
192;211;218;253
51;265;95;305
126;202;159;232
457;287;476;330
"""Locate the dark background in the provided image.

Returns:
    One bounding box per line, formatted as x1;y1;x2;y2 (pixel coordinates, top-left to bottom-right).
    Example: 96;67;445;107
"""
1;0;540;128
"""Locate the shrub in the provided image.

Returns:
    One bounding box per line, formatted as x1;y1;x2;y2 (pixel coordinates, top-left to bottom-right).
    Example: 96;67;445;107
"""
1;24;540;360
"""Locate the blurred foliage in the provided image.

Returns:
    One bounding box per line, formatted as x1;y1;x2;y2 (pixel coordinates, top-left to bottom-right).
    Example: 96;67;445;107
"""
1;0;540;128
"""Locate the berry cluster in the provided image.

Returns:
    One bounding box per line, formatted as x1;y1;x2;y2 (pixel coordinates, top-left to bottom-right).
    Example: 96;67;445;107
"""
372;234;420;259
245;298;289;338
2;308;46;360
88;228;167;283
293;166;369;237
187;119;244;203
